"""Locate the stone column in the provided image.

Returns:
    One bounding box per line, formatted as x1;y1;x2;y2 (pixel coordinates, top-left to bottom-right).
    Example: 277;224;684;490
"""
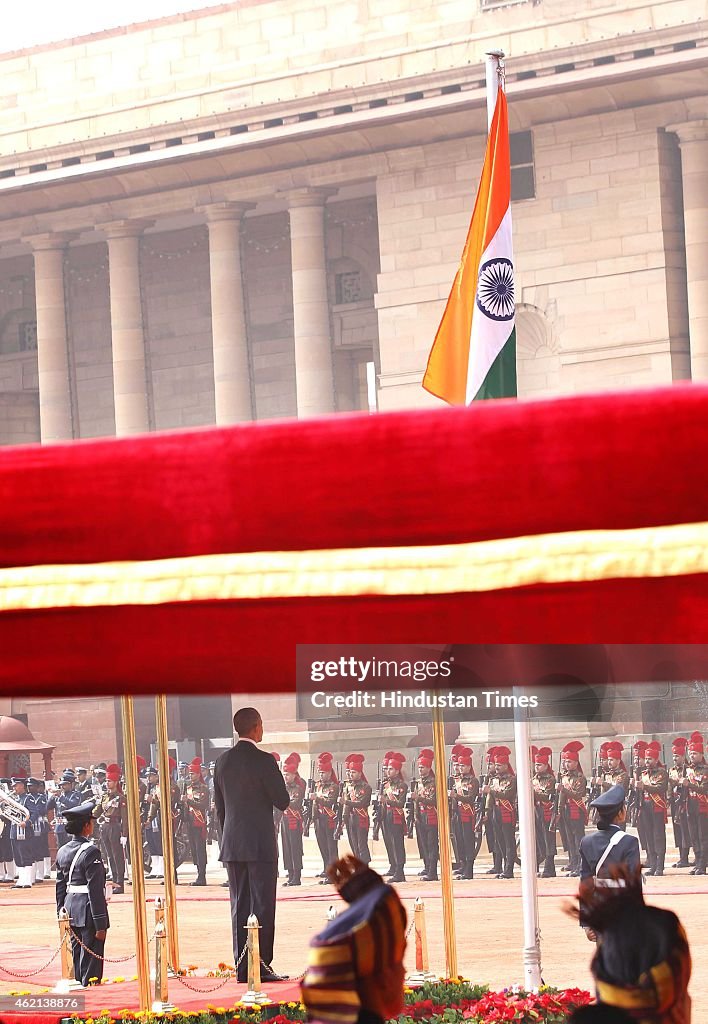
671;121;708;380
281;188;336;417
28;233;75;443
201;202;254;424
103;219;154;436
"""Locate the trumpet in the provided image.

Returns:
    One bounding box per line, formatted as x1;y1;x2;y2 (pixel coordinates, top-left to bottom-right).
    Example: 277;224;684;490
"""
0;787;30;826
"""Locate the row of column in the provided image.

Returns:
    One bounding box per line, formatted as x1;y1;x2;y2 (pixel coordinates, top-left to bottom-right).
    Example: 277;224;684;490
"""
30;188;338;443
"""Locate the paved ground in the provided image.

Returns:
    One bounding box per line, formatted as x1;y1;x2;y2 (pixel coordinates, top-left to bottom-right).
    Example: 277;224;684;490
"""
0;844;706;1019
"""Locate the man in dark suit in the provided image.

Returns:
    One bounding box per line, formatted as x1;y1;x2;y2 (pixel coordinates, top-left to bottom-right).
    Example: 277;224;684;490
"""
214;707;290;982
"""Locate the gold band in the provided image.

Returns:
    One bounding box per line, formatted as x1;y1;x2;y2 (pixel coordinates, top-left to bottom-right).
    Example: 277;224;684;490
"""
1;520;707;612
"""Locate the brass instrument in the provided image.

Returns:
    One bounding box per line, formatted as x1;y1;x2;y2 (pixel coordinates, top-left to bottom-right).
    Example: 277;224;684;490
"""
0;786;31;826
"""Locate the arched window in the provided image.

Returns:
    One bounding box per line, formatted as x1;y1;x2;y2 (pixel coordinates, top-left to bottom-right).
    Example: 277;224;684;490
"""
516;304;560;398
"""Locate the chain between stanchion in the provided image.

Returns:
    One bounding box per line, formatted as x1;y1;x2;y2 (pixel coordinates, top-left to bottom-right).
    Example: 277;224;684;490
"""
171;943;249;993
0;935;65;978
68;925;160;964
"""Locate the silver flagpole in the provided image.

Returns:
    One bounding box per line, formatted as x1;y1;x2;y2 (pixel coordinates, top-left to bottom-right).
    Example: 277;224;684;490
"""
484;47;543;988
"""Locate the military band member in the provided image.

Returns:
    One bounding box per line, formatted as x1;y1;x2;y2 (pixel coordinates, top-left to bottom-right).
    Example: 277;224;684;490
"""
451;749;478;880
485;747;517;879
531;747;557;877
314;752;339;881
93;763;128;894
603;742;630;794
381;752;407;883
559;741;587;877
9;775;33;888
48;769;82;853
27;777;51;882
75;767;92;797
56;801;109;986
589;742;609;803
0;777;17;883
183;756;209;886
342;753;372;866
636;740;669;876
669;736;691;867
684;732;707;875
281;753;305;886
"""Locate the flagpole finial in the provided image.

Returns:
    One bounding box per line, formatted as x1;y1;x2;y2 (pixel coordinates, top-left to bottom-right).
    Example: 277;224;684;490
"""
485;49;506;90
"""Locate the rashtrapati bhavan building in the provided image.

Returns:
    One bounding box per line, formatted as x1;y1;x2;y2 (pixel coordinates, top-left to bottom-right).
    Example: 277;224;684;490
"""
0;0;707;765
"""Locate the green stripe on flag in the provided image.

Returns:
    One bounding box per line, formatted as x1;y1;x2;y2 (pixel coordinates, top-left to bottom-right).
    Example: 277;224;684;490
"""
473;327;517;401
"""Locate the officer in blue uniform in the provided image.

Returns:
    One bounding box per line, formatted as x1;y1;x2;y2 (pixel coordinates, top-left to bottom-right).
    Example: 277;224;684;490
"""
48;770;83;851
26;777;51;883
10;775;33;889
579;783;641;882
55;801;109;986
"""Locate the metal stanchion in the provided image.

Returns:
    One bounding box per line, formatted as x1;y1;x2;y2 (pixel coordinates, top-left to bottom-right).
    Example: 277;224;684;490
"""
155;694;180;975
432;705;458;979
240;914;272;1007
52;909;82;993
152;898;175;1012
120;695;151;1011
406;897;439;987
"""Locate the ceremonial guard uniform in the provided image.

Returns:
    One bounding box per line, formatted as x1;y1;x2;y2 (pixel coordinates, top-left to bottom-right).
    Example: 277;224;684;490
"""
48;770;82;852
579;784;640;880
629;740;649;856
669;736;691;867
638;741;669;876
270;752;284;846
602;743;630;795
381;752;407;883
26;777;51;882
75;768;92;797
184;757;209;886
481;748;501;875
0;778;17;882
486;747;517;879
684;732;708;875
281;753;305;886
341;753;371;866
144;766;165;879
531;747;557;877
447;744;464;874
314;752;339;881
558;741;587;877
56;801;110;986
10;775;34;889
93;764;127;894
413;750;440;881
450;749;478;880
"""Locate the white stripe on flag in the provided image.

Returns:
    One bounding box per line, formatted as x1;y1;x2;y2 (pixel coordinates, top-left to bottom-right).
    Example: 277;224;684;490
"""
466;208;515;404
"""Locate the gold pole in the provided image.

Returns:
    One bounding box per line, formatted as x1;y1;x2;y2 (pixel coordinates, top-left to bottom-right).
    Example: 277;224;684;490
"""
431;706;458;979
155;694;180;973
120;695;151;1011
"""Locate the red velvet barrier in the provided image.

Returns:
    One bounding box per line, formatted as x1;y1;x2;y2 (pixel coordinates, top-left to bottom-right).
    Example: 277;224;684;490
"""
1;385;708;569
0;385;707;695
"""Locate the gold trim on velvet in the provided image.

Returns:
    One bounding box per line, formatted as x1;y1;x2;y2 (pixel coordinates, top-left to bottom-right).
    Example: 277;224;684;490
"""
1;521;707;611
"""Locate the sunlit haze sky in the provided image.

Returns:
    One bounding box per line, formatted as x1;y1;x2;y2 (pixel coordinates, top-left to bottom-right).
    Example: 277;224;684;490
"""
4;1;224;53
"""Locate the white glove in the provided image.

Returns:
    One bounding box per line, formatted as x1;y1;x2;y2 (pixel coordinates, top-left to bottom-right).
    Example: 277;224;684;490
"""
120;836;127;847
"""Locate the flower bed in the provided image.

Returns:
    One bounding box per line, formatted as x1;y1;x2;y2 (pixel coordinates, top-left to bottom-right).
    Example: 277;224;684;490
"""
67;980;592;1024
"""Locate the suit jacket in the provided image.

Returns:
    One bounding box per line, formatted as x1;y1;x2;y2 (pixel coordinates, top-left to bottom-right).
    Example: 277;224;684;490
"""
214;740;290;862
579;824;640;879
55;836;109;931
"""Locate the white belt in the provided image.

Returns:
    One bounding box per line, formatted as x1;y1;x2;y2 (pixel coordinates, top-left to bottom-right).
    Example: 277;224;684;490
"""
594;879;626;888
67;884;89;894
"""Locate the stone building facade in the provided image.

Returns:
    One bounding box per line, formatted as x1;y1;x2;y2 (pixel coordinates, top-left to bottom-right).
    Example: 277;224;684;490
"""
1;0;706;765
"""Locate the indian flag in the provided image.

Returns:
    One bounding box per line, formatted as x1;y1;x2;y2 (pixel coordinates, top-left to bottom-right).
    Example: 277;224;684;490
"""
423;88;516;404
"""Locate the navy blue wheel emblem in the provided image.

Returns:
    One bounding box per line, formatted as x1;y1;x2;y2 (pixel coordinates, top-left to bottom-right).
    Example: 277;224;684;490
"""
476;257;515;322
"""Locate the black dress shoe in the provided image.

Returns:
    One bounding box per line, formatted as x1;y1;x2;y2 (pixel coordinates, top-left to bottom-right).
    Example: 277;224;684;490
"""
221;881;230;887
261;968;290;982
389;873;406;883
318;878;330;885
191;878;207;886
485;867;497;875
112;887;125;895
289;879;301;886
674;861;690;868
